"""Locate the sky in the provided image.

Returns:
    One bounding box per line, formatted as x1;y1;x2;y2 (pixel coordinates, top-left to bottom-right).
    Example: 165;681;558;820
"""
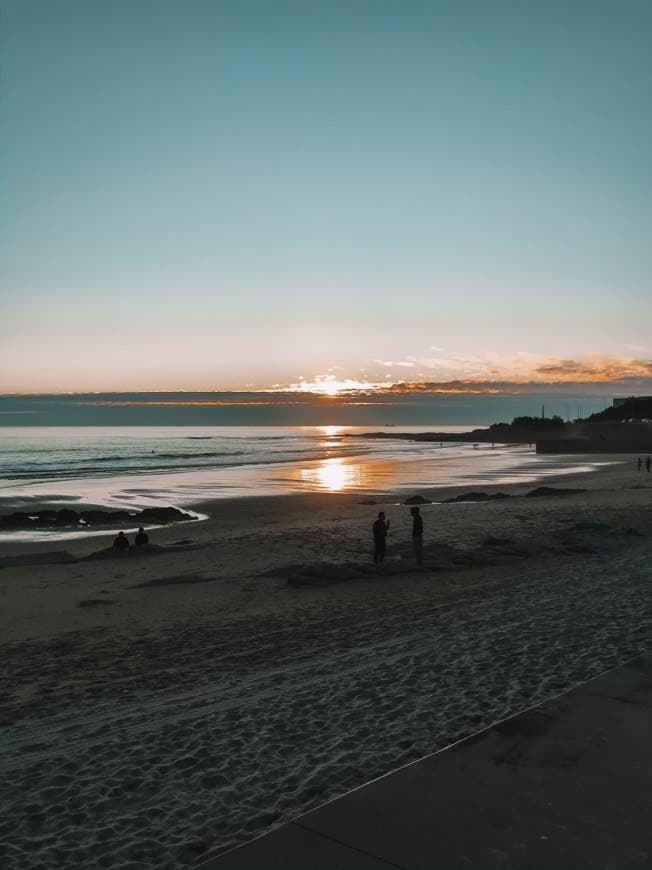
1;0;651;395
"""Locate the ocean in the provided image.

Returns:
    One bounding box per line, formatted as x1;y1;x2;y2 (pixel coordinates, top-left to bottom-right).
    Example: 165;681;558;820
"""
0;392;616;540
0;391;610;428
0;424;610;541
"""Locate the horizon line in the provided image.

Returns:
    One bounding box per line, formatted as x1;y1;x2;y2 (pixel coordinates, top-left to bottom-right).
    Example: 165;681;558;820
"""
1;381;650;400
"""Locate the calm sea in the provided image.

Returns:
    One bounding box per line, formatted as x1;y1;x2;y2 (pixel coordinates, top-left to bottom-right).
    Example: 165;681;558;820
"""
0;391;615;540
0;425;610;541
0;391;610;428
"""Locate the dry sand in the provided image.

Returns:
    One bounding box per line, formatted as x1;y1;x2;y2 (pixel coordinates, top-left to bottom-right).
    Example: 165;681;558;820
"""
1;460;652;869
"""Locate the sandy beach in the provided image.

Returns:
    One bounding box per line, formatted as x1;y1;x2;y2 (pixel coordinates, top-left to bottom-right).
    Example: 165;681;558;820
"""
2;460;652;869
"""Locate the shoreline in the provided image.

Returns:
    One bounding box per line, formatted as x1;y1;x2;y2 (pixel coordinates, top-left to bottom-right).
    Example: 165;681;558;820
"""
0;450;629;547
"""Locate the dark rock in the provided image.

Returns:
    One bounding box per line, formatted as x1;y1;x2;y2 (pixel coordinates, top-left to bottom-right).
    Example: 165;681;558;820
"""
403;495;431;505
0;512;32;528
0;504;194;531
54;509;79;525
525;486;583;498
81;510;131;524
444;492;509;503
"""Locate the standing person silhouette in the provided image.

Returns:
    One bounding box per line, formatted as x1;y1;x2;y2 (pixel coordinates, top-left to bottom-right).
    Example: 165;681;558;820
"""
411;506;423;567
638;457;642;472
372;511;390;564
647;455;651;473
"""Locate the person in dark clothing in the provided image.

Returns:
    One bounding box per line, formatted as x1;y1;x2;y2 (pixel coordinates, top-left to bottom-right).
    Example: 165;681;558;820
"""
113;531;130;550
638;457;643;472
135;527;149;546
410;506;423;567
372;511;390;564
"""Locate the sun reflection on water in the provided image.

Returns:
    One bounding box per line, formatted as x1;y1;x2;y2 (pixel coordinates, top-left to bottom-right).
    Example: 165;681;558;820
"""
300;457;362;491
317;425;344;437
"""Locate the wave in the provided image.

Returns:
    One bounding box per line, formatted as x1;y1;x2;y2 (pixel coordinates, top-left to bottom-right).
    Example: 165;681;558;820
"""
0;448;375;482
88;450;248;462
0;430;378;486
12;449;248;468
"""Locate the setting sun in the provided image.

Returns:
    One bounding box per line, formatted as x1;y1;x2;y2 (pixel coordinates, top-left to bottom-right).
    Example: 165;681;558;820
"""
284;375;391;395
318;425;343;437
288;375;344;395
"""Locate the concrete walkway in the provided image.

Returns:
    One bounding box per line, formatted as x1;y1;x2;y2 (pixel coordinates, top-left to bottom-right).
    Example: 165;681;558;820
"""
200;653;652;869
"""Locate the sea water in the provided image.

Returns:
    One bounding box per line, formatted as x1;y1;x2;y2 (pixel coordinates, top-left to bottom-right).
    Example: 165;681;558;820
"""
0;425;606;520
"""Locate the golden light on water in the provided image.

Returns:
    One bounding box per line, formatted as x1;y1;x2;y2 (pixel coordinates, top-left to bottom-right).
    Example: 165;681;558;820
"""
300;457;361;491
318;425;344;437
278;454;393;493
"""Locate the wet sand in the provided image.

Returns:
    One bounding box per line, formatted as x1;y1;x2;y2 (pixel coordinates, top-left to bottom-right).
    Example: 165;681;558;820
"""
1;460;652;869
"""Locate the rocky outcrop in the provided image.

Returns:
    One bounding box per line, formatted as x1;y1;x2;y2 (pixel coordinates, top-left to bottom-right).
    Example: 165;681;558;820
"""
0;506;194;530
444;492;510;503
524;486;583;498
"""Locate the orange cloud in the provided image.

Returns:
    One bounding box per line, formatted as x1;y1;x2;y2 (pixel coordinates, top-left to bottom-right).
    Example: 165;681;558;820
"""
531;356;652;382
278;355;652;397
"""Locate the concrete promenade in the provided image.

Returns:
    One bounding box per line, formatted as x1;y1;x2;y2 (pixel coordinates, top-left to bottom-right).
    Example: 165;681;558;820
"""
201;653;652;869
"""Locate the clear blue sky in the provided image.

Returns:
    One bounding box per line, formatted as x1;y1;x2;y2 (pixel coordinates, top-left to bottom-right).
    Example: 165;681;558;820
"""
1;0;651;392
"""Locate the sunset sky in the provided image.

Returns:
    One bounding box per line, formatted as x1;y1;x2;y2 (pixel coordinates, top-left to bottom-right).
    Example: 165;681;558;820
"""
1;0;651;395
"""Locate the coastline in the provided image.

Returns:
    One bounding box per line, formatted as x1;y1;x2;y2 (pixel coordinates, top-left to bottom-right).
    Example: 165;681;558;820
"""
2;457;651;869
0;444;626;545
0;454;637;559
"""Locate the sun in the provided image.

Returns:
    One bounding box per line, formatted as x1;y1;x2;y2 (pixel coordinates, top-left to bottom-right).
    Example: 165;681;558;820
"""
283;374;386;395
285;374;344;395
320;380;340;396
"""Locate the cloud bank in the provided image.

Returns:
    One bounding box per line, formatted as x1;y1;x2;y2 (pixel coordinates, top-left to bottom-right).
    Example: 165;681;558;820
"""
338;354;652;396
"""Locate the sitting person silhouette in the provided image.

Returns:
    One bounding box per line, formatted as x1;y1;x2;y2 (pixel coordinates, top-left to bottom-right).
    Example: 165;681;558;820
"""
113;531;130;550
134;527;149;546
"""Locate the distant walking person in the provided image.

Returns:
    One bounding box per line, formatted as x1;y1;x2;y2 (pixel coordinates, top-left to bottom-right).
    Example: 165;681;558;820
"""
373;511;390;564
647;455;651;473
411;506;423;567
638;456;643;472
113;531;130;550
135;526;149;546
